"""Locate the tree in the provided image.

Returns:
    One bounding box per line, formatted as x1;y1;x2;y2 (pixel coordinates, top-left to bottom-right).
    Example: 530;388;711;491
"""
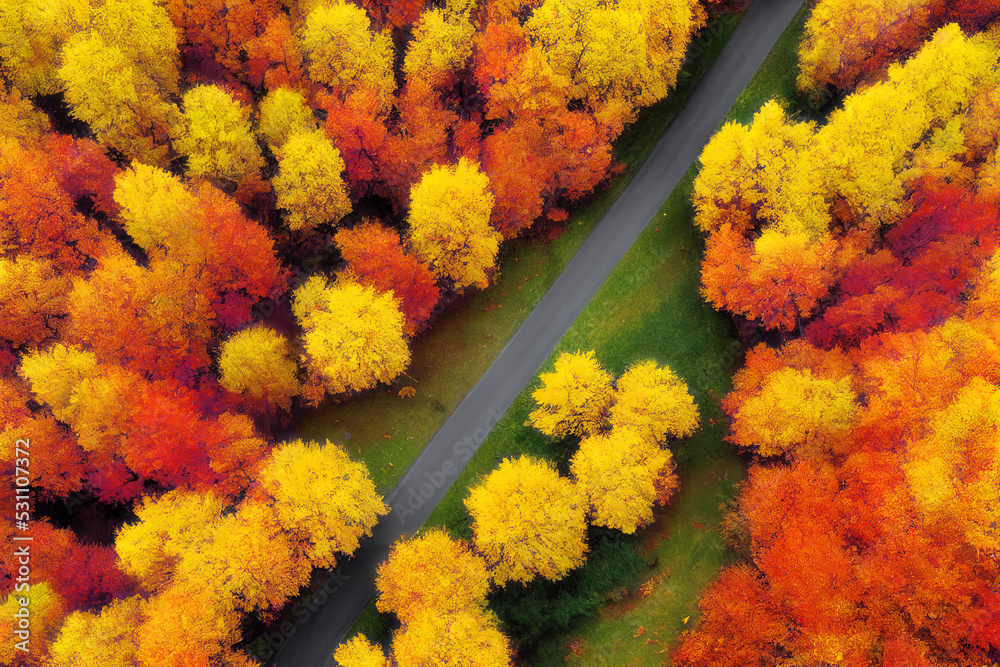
796;0;944;94
609;360;700;443
0;257;70;347
258;87;316;150
292;276;410;400
570;427;676;533
728;367;859;460
297;2;395;109
672;565;791;667
115;489;225;592
0;0;91;96
465;455;587;584
93;0;181;95
256;439;387;568
335;221;440;336
0;138;108;275
58;34;181;167
171;501;311;613
375;529;491;623
112;164;286;337
527;350;615;439
525;0;704;113
693;100;828;238
176;85;264;186
391;611;512;666
404;8;475;86
218;326;300;412
407;158;500;292
49;596;143;667
335;634;389;667
273;129;352;231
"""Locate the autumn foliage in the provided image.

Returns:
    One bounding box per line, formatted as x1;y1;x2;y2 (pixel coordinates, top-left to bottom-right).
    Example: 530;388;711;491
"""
0;0;722;661
676;13;1000;667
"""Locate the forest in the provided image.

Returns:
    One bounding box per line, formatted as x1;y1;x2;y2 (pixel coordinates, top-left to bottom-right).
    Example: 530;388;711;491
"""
1;0;999;665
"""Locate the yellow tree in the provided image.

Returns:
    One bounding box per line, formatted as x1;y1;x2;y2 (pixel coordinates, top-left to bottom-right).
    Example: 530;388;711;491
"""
93;0;181;95
297;2;395;108
407;158;500;292
609;360;700;443
258;86;316;150
176;85;264;186
171;501;312;613
18;344;97;424
465;455;587;584
218;325;301;412
527;349;615;439
571;427;677;533
693;100;828;238
796;0;942;94
273;129;352;231
375;529;491;623
729;367;859;460
335;634;389;667
391;611;512;666
292;276;410;399
256;439;388;568
115;489;226;592
404;8;475;86
48;596;143;667
905;376;1000;553
0;0;91;96
525;0;704;112
58;33;181;166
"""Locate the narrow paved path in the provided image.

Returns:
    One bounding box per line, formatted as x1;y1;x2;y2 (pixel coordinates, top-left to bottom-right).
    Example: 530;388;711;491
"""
270;1;803;663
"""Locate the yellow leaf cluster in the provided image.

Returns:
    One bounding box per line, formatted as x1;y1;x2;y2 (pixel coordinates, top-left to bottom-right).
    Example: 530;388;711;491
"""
115;489;225;592
297;3;395;109
49;596;143;667
0;256;70;347
257;439;388;568
465;455;588;585
292;276;410;398
0;582;65;666
694;100;828;238
376;528;491;623
258;87;316;150
526;0;704;112
407;158;500;292
273;129;353;231
571;427;674;533
610;360;700;443
731;367;858;459
527;349;615;439
218;325;301;412
335;634;389;667
404;9;475;85
0;0;91;96
391;611;512;666
176;85;263;184
58;33;181;166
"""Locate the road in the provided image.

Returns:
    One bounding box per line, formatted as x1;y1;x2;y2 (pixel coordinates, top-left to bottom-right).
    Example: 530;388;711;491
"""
268;0;804;664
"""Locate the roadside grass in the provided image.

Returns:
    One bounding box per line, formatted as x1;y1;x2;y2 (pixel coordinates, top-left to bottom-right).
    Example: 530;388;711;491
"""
290;8;747;496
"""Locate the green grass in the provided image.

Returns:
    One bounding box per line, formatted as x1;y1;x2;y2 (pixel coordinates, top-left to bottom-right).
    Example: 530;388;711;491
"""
291;8;748;496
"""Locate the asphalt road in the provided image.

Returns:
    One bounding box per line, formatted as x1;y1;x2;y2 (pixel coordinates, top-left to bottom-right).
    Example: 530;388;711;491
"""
269;1;804;664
